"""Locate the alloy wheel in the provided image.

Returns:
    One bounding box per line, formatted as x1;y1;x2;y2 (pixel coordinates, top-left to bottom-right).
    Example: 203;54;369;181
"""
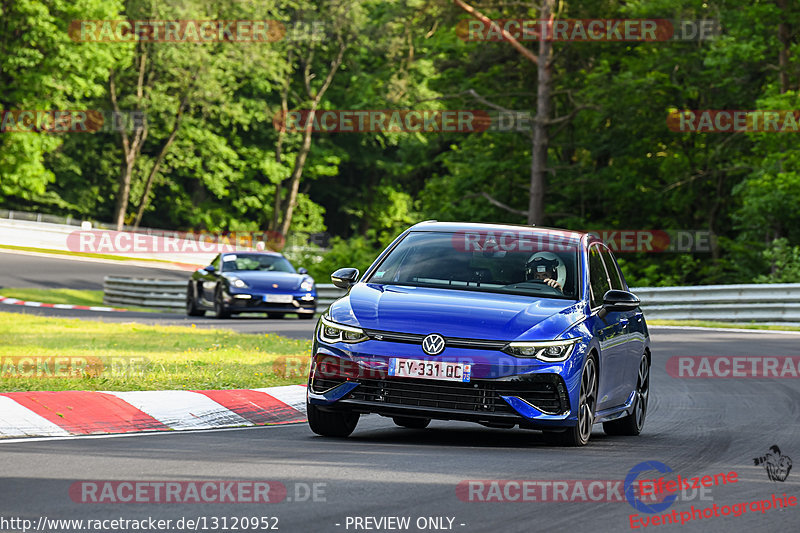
578;357;598;443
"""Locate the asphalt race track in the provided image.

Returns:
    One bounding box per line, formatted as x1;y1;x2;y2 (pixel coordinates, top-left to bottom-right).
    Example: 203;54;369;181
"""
2;328;800;533
0;305;318;338
0;251;190;290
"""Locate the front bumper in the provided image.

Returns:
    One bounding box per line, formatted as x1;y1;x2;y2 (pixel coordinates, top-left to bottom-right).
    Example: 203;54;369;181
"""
307;351;578;429
224;290;316;313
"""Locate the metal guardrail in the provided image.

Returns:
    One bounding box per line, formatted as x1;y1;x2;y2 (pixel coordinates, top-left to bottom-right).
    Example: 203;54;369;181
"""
102;278;345;313
630;283;800;322
0;209;83;226
103;277;187;310
103;278;800;322
317;284;347;309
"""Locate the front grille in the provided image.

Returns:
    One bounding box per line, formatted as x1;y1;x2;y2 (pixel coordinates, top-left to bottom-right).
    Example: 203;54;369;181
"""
310;377;346;393
344;375;568;415
362;329;508;350
237;300;314;309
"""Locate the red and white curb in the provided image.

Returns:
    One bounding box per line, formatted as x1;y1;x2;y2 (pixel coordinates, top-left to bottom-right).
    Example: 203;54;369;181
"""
0;385;307;439
0;295;126;312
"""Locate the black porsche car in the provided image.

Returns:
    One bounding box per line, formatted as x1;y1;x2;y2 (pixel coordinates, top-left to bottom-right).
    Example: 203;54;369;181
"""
186;252;317;319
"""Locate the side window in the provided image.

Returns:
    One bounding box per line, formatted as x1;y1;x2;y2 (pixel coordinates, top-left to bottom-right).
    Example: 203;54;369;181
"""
589;245;611;308
599;246;625;290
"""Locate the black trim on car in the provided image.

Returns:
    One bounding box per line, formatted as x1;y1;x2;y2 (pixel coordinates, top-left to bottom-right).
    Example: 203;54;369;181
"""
361;329;509;350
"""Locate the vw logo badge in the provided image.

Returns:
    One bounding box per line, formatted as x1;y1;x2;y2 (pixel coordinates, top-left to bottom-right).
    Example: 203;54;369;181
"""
422;333;446;355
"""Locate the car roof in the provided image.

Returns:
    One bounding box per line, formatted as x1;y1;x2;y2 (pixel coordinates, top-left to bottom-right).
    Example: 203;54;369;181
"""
221;251;283;257
409;220;589;240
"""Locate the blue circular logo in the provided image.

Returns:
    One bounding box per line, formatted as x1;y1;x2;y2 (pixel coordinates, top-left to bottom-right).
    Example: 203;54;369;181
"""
624;461;677;514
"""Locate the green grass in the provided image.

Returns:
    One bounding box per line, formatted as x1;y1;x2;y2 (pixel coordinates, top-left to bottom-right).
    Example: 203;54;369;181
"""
649;319;800;332
1;287;104;307
0;287;162;313
0;244;191;265
0;312;312;392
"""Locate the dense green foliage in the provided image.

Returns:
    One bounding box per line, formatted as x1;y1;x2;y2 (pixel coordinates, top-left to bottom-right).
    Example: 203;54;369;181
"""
2;0;799;286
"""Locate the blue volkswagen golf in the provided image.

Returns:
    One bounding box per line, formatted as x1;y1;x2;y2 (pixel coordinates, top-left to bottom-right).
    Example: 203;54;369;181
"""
307;222;650;446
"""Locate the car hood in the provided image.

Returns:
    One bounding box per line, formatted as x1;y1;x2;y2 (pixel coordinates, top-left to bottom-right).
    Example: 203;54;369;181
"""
225;271;309;291
328;283;584;340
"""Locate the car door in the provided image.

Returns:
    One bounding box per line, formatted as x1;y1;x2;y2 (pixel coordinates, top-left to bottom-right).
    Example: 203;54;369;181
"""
588;243;628;410
201;254;222;304
599;245;643;401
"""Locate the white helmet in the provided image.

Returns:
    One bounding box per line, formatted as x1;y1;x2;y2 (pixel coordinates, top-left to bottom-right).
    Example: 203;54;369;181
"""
526;252;567;289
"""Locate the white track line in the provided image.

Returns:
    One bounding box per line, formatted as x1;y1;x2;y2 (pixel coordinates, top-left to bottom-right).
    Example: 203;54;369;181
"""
105;390;251;430
650;325;800;335
0;396;70;437
253;385;307;413
0;423;301;444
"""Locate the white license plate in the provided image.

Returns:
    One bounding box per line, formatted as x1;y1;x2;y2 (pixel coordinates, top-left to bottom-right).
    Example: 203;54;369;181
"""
264;294;294;303
388;358;471;382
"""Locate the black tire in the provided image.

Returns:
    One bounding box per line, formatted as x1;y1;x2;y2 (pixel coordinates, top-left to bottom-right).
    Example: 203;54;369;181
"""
298;313;316;320
604;354;649;436
307;401;359;437
186;284;205;317
214;287;231;319
392;416;431;429
556;354;598;447
266;313;285;319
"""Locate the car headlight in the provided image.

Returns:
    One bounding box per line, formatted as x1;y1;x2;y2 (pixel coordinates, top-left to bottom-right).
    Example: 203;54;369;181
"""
503;339;578;362
318;316;368;343
229;277;248;288
300;279;314;291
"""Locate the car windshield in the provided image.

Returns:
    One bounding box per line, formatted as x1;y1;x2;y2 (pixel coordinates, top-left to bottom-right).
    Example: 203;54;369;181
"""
365;230;580;300
221;254;295;273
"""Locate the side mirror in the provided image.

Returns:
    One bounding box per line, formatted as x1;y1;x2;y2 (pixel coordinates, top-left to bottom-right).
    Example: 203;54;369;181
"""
331;267;359;289
297;267;308;275
600;289;640;315
204;265;216;273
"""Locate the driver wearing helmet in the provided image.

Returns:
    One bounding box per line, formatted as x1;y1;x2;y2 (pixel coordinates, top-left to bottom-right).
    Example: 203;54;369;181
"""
525;252;563;292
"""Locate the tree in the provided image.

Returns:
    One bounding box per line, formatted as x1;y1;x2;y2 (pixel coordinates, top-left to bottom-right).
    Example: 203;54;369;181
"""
0;0;125;207
454;0;555;225
271;0;364;238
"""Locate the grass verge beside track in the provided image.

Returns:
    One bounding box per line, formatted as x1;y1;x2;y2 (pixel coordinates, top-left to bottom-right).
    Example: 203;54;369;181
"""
649;319;800;332
0;312;311;392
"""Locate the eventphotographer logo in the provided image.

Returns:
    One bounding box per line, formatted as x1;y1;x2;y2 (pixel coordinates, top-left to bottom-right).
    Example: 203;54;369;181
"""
753;445;792;482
